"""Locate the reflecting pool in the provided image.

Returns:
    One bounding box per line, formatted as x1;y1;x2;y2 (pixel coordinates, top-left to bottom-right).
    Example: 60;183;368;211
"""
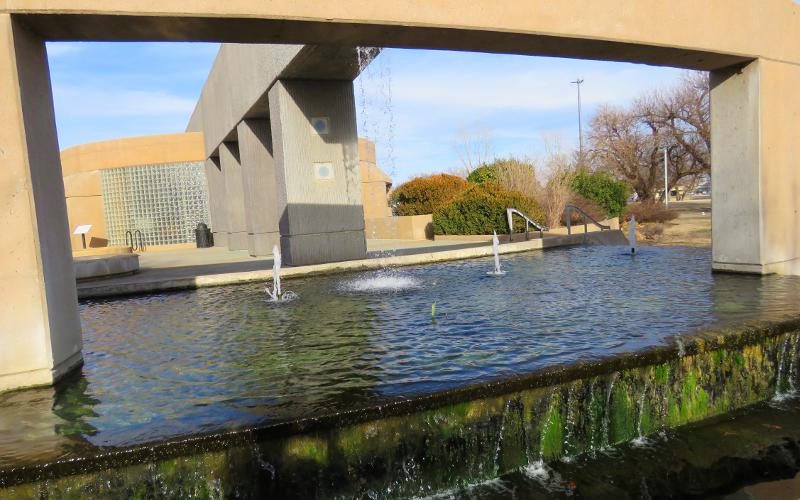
1;245;800;469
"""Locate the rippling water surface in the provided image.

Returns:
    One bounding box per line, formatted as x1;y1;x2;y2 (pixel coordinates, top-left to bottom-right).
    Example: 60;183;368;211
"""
2;245;800;466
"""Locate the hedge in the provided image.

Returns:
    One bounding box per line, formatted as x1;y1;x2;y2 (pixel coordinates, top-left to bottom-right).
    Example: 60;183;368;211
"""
433;183;546;235
570;170;630;218
390;174;469;216
466;164;498;184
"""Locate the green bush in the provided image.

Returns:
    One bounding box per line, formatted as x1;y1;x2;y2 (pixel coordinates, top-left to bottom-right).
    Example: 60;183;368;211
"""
390;174;469;216
570;170;630;218
466;164;498;184
433;183;546;235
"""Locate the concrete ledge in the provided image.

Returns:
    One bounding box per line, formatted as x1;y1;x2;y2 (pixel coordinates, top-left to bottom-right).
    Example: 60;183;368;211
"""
72;246;132;257
77;231;625;299
713;258;800;275
0;350;83;393
74;254;139;281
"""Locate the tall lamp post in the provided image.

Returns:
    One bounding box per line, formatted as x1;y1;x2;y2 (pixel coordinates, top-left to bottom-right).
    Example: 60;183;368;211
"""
571;78;584;161
663;147;669;208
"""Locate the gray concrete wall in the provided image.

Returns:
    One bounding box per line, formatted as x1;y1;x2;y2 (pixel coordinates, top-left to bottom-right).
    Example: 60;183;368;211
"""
237;118;280;256
711;59;800;275
204;156;228;247
710;62;762;271
219;141;248;251
268;79;366;265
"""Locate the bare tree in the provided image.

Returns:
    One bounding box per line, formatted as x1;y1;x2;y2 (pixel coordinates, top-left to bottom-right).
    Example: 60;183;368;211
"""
495;156;541;199
453;126;495;176
588;72;710;200
538;134;576;227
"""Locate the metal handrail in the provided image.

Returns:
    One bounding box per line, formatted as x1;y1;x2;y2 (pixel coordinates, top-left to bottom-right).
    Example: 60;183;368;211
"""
564;204;610;235
506;208;549;240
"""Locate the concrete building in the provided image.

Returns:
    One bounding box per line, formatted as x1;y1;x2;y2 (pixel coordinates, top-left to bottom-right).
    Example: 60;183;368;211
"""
0;0;798;392
62;133;209;252
60;132;392;254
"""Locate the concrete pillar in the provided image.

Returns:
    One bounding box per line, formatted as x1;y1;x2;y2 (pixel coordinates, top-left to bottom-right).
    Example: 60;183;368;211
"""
218;141;249;251
711;59;800;275
204;155;228;247
268;79;367;266
0;15;83;392
236;119;280;256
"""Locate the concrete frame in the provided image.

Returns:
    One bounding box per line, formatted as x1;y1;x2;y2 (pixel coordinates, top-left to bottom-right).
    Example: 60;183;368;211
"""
0;1;798;391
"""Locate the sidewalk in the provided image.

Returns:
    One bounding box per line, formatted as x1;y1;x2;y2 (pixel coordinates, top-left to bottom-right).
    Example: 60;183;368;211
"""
76;239;490;299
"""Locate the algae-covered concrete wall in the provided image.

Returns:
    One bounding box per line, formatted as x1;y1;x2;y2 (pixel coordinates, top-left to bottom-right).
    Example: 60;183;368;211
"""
3;323;799;498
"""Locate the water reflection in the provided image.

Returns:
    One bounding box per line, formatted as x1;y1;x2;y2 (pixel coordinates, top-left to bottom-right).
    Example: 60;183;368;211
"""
1;245;799;468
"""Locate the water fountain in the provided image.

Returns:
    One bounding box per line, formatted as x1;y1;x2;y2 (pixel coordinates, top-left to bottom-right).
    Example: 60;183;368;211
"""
486;231;506;276
629;216;637;254
265;244;297;302
2;246;800;497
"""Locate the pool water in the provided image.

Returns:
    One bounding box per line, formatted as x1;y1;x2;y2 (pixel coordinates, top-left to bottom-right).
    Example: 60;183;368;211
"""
1;245;800;468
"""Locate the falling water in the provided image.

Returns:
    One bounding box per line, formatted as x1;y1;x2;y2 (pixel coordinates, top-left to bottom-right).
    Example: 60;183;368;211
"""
774;337;791;400
486;231;506;276
524;391;556;481
789;336;798;393
355;46;399;256
587;380;599;453
629;216;637;254
561;385;577;461
632;384;649;446
601;375;618;449
492;400;511;476
676;338;686;357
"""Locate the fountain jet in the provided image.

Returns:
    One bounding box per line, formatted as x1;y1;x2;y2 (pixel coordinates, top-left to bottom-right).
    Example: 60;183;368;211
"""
266;244;298;302
487;231;507;276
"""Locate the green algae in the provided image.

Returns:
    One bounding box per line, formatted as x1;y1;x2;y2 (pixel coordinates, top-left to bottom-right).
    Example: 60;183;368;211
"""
4;328;799;499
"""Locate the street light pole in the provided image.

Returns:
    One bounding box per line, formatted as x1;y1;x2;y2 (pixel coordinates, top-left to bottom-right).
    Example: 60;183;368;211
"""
663;147;669;208
571;78;584;161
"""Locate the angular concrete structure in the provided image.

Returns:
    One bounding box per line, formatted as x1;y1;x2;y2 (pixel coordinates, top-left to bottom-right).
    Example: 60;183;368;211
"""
219;141;248;251
268;79;366;265
187;45;371;265
0;15;82;392
236;119;280;257
710;59;800;275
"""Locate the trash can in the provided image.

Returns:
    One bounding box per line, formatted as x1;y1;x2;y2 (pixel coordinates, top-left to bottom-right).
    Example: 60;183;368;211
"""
195;222;213;248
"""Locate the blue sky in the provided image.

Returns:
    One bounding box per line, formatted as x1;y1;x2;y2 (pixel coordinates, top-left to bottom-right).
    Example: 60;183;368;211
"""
47;43;686;183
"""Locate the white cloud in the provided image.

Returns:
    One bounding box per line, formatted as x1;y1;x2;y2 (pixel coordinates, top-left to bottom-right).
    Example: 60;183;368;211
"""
381;65;685;112
52;85;196;118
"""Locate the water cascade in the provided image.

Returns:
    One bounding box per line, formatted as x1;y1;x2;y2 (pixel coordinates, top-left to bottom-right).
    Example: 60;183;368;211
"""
486;231;506;276
265;245;297;302
3;326;800;497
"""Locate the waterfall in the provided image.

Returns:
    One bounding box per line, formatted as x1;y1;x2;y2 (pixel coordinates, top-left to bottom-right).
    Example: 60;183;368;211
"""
601;375;617;448
632;384;649;446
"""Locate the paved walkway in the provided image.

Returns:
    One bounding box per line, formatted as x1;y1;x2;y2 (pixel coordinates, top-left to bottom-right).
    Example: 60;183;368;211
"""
76;239;489;294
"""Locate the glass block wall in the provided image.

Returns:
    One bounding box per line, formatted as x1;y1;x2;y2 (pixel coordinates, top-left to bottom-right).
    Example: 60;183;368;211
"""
101;162;210;247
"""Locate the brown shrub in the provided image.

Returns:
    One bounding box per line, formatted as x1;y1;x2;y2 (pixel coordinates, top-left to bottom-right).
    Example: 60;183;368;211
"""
561;193;607;225
641;223;665;240
390;174;469;216
625;201;678;223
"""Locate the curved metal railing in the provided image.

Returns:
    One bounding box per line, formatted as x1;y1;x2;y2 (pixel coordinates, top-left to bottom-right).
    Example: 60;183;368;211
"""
506;208;549;240
564;204;610;235
125;229;147;252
